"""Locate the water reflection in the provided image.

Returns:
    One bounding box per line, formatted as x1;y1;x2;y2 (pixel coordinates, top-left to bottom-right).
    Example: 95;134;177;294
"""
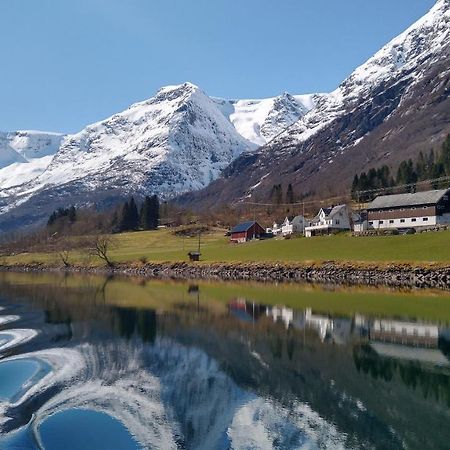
0;273;449;449
228;299;450;365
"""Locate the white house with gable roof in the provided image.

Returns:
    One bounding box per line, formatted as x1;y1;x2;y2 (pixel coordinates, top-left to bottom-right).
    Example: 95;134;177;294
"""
305;205;351;237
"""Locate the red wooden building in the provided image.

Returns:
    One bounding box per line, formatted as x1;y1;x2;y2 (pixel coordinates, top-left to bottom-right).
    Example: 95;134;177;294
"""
230;221;265;243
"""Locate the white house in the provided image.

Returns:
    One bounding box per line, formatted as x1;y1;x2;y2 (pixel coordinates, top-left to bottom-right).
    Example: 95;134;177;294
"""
267;220;283;236
281;215;308;236
305;205;351;237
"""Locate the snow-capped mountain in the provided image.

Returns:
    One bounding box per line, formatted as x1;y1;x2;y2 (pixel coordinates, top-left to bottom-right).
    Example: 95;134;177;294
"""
0;131;65;189
0;83;318;230
214;93;323;146
181;0;450;208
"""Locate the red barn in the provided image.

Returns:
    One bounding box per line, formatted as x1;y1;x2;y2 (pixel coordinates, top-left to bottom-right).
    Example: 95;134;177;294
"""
230;221;265;243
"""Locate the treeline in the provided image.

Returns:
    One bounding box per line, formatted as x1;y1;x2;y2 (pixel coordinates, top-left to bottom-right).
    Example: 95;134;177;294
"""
270;183;296;204
112;195;160;232
352;135;450;201
46;195;160;235
47;206;77;227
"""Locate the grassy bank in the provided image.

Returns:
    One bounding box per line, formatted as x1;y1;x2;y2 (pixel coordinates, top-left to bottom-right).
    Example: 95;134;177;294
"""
3;227;450;266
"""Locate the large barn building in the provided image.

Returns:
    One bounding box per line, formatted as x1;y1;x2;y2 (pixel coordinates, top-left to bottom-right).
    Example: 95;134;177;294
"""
367;188;450;230
230;221;265;243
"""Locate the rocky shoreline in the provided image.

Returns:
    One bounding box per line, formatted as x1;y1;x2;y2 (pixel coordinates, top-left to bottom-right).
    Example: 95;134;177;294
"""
1;261;450;290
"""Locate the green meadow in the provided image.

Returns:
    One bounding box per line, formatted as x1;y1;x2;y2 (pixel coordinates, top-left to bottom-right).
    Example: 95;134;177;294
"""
4;227;450;266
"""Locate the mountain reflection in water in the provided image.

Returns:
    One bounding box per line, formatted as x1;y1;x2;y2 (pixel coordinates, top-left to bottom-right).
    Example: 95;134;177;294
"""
0;273;449;450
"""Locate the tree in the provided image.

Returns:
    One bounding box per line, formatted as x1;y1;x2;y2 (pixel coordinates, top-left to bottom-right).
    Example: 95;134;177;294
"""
140;195;160;230
119;201;130;232
140;196;152;230
270;184;283;205
68;206;76;223
128;197;139;230
286;183;295;204
90;234;114;267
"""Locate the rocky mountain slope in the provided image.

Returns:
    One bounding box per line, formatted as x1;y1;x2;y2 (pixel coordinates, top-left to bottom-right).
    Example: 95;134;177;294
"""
180;0;450;209
0;84;316;231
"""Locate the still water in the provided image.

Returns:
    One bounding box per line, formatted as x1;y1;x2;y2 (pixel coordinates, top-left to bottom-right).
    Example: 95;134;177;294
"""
0;272;449;449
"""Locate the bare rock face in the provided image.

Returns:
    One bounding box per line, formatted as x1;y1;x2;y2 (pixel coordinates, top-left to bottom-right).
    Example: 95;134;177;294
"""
180;0;450;209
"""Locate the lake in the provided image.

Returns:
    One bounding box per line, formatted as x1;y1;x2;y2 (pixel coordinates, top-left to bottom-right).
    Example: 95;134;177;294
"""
0;272;449;449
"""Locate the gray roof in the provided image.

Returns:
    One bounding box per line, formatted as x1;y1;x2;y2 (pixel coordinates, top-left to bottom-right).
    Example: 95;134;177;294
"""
367;189;449;210
231;221;260;233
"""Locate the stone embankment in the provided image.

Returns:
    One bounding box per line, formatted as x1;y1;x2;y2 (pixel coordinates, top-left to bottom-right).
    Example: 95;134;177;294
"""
1;261;450;290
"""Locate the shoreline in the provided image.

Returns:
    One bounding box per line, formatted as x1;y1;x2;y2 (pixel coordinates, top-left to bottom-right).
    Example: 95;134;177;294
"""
1;261;450;290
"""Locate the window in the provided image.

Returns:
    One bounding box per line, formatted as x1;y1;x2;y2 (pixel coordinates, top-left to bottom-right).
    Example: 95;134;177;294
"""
379;220;384;224
369;221;374;225
423;217;429;222
412;218;416;222
389;220;394;224
335;219;340;225
400;219;405;223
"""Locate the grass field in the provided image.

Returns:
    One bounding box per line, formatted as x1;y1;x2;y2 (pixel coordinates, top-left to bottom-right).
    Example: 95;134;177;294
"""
4;227;450;266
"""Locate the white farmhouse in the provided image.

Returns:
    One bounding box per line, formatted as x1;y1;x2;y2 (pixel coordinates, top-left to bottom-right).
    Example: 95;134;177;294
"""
281;215;308;236
305;205;351;237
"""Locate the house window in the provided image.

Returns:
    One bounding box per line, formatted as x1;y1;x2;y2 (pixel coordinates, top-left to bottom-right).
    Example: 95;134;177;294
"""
423;217;429;222
336;219;340;225
379;220;384;224
412;218;416;222
369;221;374;225
400;219;405;223
389;220;394;224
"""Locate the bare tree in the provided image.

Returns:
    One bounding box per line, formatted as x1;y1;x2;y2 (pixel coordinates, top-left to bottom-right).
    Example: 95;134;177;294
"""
58;250;71;267
90;234;114;267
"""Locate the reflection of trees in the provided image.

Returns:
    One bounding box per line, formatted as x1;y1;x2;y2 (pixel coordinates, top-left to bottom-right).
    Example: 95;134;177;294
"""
353;345;450;407
111;307;157;344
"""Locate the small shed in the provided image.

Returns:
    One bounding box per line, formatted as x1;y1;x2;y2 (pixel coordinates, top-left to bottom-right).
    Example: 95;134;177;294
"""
230;221;265;243
188;251;201;262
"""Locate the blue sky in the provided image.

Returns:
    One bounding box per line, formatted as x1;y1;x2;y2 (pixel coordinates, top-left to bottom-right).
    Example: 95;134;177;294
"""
0;0;436;133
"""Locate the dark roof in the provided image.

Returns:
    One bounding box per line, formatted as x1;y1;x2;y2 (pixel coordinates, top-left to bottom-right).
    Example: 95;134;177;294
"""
368;189;449;210
231;221;260;233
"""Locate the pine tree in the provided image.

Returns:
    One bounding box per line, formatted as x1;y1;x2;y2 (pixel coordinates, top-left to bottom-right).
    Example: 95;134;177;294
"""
270;184;283;205
140;196;152;230
128;197;139;230
111;209;119;233
440;134;450;175
149;195;160;229
68;206;76;223
286;183;295;204
119;201;130;232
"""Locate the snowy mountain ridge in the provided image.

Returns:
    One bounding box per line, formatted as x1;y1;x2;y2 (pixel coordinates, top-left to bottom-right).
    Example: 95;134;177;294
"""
0;131;65;189
271;0;450;150
178;0;450;208
0;83;317;223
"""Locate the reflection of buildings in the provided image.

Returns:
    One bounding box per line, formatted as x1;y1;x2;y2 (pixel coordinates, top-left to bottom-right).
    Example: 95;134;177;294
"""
227;299;450;365
369;319;439;347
